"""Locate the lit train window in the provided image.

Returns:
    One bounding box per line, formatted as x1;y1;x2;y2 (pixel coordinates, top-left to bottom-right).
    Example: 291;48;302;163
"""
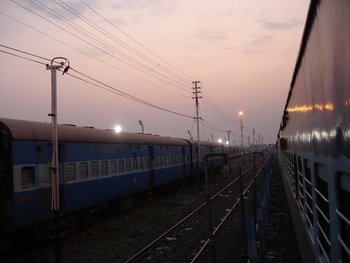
79;162;88;179
110;160;117;174
126;159;131;172
101;161;108;176
118;160;124;173
21;166;35;188
65;163;76;181
91;161;99;177
338;172;350;262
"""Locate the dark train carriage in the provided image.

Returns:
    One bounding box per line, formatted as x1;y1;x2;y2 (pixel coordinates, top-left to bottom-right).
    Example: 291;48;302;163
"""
0;118;192;233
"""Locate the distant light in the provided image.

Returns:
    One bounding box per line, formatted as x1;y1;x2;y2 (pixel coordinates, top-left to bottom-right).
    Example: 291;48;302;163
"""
218;139;222;143
114;125;122;133
226;141;229;145
239;111;243;116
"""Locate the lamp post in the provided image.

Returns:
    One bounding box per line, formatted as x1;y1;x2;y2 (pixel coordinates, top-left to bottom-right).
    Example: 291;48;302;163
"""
138;120;144;134
211;134;214;142
239;111;244;149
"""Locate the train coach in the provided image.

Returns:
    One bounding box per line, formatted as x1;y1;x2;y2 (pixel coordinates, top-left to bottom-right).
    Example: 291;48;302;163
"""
0;117;225;248
277;0;350;262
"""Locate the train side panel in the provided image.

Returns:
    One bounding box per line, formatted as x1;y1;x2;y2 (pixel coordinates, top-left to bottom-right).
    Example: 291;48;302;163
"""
278;0;350;262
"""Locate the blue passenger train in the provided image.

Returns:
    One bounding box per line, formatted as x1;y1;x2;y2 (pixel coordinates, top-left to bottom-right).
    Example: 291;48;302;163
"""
0;117;225;248
277;0;350;262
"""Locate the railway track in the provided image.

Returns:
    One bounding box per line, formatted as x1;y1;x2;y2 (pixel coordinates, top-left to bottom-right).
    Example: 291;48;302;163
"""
123;153;268;263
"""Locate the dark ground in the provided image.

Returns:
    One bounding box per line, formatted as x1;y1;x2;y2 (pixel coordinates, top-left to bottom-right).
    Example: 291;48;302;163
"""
265;160;302;262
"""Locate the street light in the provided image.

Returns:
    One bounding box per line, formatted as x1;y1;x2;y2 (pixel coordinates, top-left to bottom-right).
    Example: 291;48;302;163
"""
138;120;144;134
114;125;122;133
239;111;244;149
218;139;222;143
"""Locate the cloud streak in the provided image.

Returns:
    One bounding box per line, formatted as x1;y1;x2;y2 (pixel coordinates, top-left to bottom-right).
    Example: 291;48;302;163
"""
259;19;303;31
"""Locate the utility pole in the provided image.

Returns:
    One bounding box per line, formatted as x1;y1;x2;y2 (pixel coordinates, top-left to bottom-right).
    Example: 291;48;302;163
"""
227;130;231;153
192;80;202;190
46;57;69;263
253;128;256;145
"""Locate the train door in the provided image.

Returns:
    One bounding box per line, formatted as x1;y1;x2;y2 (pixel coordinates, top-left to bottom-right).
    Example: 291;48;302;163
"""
148;146;155;188
0;127;13;237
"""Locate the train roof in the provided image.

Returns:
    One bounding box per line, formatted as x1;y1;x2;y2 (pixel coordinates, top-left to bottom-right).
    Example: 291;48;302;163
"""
0;117;224;148
0;117;189;146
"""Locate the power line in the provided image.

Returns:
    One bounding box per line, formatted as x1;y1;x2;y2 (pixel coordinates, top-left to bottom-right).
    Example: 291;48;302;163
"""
17;0;192;93
79;0;195;83
0;44;193;119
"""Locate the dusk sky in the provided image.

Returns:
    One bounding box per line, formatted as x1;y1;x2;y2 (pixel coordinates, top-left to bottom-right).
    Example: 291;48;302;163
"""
0;0;310;145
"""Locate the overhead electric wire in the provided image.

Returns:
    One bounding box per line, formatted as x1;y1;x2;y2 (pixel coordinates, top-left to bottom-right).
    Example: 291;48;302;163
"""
201;86;239;125
0;49;46;65
56;0;192;86
0;12;188;99
79;0;195;83
11;0;191;97
68;67;193;119
0;44;193;119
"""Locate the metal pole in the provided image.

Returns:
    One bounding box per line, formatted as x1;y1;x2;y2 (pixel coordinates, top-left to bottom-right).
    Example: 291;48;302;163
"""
47;63;61;263
239;166;248;260
46;58;69;263
192;81;202;191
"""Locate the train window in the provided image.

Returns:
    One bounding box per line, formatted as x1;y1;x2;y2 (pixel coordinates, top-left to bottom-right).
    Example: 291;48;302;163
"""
315;164;330;259
163;157;167;166
144;158;150;169
79;162;88;179
193;154;197;162
159;157;163;167
65;163;76;181
338;172;350;262
139;158;144;170
118;160;124;173
101;161;108;176
110;160;117;174
91;161;99;177
132;158;138;171
304;159;314;233
154;158;158;168
297;157;304;212
126;159;131;172
21;166;35;188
